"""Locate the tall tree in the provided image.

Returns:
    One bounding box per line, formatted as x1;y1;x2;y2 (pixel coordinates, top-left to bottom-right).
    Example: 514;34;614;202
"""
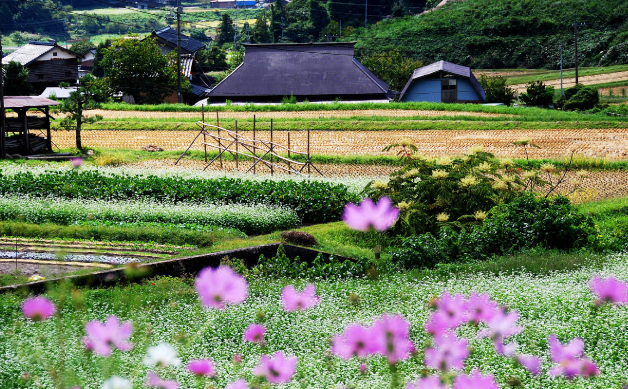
0;3;14;31
308;0;329;40
359;50;422;92
217;14;235;47
197;45;229;72
100;37;182;105
59;75;110;150
270;0;285;42
251;10;271;43
91;40;111;78
3;61;33;96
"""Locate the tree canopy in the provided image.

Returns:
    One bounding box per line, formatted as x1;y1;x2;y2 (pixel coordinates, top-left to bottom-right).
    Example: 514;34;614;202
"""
100;37;181;105
2;61;33;96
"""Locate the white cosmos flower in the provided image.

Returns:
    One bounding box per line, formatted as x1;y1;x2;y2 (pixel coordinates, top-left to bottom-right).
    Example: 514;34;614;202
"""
101;376;132;389
143;343;181;367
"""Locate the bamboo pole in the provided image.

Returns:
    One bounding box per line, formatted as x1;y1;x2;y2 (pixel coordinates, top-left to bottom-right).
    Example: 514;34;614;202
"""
235;119;238;170
202;105;207;162
307;128;311;176
287;132;291;175
253;115;256;175
270;119;274;176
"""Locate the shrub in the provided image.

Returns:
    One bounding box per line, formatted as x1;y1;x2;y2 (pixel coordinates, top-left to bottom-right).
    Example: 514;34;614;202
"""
366;145;538;235
519;81;555;107
390;194;595;269
557;84;600;111
280;231;318;247
479;75;516;106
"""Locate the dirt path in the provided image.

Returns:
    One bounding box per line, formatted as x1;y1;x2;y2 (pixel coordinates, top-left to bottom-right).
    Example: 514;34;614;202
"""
510;71;628;93
51;128;628;160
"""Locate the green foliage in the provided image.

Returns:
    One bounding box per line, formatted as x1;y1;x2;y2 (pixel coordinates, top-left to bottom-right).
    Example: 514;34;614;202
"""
91;40;111;79
360;50;423;92
519;81;555;107
59;75;111;149
2;61;33;96
100;36;182;105
69;41;93;57
254;244;368;279
0;169;358;225
251;10;272;43
479;75;516;106
281;94;298;104
367;145;532;235
217;14;236;46
558;83;600;111
197;45;230;72
356;0;628;69
0;221;215;247
391;194;595;268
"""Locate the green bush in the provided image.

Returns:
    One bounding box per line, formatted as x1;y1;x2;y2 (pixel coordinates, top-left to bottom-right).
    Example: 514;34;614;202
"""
366;144;538;235
519;81;555;107
0;170;358;224
390;194;595;269
558;84;600;111
479;75;516;106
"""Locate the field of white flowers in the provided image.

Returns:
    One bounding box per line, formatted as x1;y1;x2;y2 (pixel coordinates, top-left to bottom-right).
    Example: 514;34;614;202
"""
1;252;627;389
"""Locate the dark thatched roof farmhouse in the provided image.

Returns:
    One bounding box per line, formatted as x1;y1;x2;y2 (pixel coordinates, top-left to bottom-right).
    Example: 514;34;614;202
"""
399;61;485;103
206;43;392;104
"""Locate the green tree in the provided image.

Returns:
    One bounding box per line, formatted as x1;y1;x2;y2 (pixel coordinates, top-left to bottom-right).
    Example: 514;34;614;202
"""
0;3;14;31
360;51;422;92
479;75;516;106
519;81;555;107
100;37;181;105
308;0;329;40
270;0;286;42
197;45;229;72
557;84;600;111
2;61;33;96
59;75;110;150
70;40;93;57
92;40;111;78
251;11;271;43
217;14;235;47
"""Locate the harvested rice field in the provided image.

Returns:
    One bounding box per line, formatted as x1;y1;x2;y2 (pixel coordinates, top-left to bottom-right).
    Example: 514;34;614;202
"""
51;128;628;159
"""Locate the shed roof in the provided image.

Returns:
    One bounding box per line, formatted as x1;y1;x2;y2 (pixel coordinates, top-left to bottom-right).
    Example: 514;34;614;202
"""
3;96;61;108
2;42;82;66
153;27;206;54
40;87;78;99
399;60;485;101
208;43;390;99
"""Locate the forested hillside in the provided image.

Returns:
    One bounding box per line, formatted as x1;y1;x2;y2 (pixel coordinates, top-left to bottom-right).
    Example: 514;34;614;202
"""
354;0;628;69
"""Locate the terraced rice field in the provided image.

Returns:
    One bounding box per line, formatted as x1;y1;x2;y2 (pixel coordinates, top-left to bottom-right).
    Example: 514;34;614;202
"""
510;70;628;93
51;128;628;159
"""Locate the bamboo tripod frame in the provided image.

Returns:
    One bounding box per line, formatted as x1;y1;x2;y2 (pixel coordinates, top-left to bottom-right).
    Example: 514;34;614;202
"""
175;112;323;177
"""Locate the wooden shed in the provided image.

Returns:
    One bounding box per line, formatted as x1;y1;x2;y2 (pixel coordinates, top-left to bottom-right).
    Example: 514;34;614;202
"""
2;96;59;156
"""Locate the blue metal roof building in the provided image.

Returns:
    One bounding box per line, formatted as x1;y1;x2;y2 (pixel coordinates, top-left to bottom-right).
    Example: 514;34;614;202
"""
399;61;485;103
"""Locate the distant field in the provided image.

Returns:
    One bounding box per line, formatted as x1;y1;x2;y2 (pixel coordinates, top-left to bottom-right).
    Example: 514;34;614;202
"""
74;8;139;15
475;65;628;85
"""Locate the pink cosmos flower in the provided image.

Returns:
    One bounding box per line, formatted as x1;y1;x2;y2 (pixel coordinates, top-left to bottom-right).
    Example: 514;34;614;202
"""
342;196;399;231
332;323;378;359
70;157;83;168
371;314;413;364
195;266;248;309
359;363;367;374
465;292;499;324
453;369;499;389
146;371;178;389
244;324;266;344
516;354;542;375
281;284;320;311
225;379;249;389
424;311;452;337
478;309;523;341
548;335;584;363
424;331;469;372
22;297;56;321
548;335;599;379
187;359;216;376
253;352;298;384
233;353;243;364
406;376;447;389
590;275;628;305
82;315;133;356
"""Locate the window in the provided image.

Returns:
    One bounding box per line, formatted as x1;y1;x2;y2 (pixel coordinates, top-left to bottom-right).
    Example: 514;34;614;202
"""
53;52;58;57
441;79;457;103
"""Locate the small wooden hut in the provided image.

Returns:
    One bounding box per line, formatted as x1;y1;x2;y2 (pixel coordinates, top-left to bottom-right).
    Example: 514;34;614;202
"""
2;96;59;156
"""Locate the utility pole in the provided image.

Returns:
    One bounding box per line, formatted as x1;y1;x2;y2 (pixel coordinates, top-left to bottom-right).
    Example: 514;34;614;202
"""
365;0;367;29
560;44;564;96
176;0;182;104
574;18;585;85
0;30;6;159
